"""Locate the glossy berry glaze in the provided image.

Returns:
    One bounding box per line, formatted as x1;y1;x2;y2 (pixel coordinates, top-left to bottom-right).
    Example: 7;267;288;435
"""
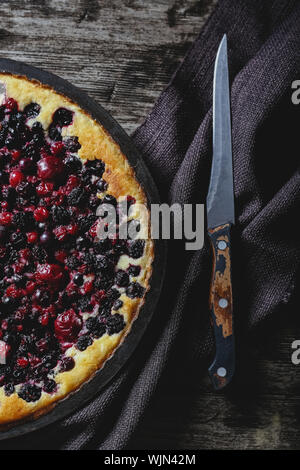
0;97;145;403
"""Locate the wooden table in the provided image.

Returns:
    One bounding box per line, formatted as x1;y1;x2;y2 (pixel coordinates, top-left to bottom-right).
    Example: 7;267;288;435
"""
1;0;299;450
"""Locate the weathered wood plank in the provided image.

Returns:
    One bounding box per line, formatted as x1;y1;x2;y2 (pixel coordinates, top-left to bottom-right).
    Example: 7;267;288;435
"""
0;0;217;134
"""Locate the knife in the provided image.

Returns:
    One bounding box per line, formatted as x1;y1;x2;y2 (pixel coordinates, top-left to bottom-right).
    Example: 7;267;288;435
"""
206;34;235;390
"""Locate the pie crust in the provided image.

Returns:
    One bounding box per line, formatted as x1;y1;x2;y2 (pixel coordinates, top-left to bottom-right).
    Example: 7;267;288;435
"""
0;73;154;426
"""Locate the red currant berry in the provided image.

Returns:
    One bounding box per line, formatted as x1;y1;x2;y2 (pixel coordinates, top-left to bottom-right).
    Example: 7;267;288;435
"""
17;357;29;368
27;231;38;243
9;170;24;187
34;206;49;222
0;211;12;225
11;150;21;161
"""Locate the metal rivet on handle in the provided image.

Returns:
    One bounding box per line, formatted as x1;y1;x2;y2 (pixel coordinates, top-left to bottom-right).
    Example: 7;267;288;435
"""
219;298;228;308
218;241;227;250
217;367;227;377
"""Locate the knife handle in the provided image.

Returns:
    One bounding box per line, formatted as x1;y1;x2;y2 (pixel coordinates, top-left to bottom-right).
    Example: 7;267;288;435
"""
207;223;235;390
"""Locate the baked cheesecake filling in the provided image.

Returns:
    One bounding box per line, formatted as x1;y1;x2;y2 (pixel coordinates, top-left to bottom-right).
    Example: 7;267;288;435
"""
0;97;145;402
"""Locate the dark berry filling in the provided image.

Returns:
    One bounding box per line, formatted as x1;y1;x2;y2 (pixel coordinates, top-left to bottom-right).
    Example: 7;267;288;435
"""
0;97;145;402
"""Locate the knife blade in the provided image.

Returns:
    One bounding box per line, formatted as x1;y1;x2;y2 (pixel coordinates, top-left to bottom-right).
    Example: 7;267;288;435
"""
206;34;235;390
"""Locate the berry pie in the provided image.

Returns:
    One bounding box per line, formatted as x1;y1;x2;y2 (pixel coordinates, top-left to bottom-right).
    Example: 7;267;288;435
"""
0;74;153;426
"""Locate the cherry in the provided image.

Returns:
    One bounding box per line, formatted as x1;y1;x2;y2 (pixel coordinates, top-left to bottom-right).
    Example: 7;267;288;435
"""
34;207;49;222
55;249;67;263
27;231;38;243
9;170;24;187
0;212;12;225
26;281;37;295
39;313;49;326
37;156;64;180
83;280;93;294
66;224;77;236
53;225;68;241
5;98;18;113
11;150;21;162
36;263;65;284
54;309;82;342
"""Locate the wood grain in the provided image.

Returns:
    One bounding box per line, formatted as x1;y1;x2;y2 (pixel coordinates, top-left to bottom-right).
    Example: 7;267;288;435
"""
1;0;300;451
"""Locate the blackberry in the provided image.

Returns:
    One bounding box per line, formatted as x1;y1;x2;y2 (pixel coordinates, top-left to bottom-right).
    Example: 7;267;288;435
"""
12;211;34;230
94;255;113;274
0;105;5;120
127;240;145;259
19;158;36;174
18;383;42;402
85;159;105;177
107;288;121;301
67;187;87;206
78;296;93;312
51;206;71;225
76;334;92;351
112;239;127;256
91;323;106;339
34;289;51;307
94;276;113;291
43;379;57;394
24;102;41;119
64;136;81;152
126;282;145;299
76;235;91;250
82;252;96;266
64;154;82;173
32;246;48;262
78;214;97;234
60;292;73;309
85;317;97;331
12;274;26;287
16;181;35;198
23;143;40;161
106;314;125;335
66;256;80;270
4;266;13;277
2;186;16;204
10;231;26;248
89;194;101;211
0;170;8;184
94;238;112;254
31;132;45;147
4;383;15;396
81;167;93;184
113;299;123;310
128;265;141;277
13;368;27;383
0;225;7;241
115;270;129;287
52;108;73;127
42;354;58;370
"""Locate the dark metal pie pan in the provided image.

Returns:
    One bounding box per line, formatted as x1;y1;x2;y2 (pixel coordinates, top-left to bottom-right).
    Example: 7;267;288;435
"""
0;58;166;440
